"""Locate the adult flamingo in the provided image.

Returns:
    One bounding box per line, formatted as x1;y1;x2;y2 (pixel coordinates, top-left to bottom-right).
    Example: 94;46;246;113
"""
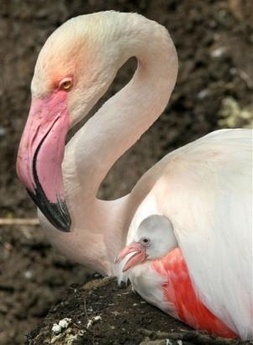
16;11;252;339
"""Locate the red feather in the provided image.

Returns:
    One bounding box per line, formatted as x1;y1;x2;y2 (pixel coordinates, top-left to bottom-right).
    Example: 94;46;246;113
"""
152;248;237;338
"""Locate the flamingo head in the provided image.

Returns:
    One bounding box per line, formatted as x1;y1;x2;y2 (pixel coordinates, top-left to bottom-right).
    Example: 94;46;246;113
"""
16;12;132;232
116;215;178;272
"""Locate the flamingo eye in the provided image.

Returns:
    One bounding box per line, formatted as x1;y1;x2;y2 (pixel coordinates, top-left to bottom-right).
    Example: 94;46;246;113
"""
59;78;72;91
140;237;150;246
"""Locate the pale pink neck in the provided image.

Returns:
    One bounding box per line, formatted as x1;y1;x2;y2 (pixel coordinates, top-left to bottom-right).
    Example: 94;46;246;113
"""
61;27;178;275
69;43;177;196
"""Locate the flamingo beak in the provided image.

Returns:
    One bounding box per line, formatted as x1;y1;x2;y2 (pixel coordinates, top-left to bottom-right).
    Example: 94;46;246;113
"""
116;241;146;272
16;91;71;232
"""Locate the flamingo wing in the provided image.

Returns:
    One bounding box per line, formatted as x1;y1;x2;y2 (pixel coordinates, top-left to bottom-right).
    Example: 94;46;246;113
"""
153;248;237;338
128;128;252;339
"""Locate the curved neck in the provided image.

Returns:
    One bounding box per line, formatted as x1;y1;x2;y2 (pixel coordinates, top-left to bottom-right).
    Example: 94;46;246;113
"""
66;28;178;198
61;20;178;274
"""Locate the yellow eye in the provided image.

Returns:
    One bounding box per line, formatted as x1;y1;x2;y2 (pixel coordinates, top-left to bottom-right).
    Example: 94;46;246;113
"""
59;78;72;91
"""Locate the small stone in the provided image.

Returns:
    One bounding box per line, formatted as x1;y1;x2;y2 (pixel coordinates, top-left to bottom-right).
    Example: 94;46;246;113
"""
52;323;62;334
58;317;71;329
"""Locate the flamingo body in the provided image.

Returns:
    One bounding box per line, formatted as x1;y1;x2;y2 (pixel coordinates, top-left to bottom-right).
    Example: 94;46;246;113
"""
122;129;252;339
129;248;237;338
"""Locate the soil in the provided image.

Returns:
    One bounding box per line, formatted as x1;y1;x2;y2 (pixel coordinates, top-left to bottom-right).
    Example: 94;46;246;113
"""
24;278;252;345
0;0;252;344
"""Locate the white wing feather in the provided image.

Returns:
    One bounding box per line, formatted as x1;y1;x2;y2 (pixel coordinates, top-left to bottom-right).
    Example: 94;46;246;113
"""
128;128;253;339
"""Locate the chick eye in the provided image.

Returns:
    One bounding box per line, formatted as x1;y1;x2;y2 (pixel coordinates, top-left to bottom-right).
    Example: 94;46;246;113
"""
140;237;150;246
59;78;72;91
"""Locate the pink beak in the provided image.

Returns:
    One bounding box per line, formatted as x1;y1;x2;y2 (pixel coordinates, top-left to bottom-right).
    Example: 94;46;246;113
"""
16;91;71;232
116;241;146;272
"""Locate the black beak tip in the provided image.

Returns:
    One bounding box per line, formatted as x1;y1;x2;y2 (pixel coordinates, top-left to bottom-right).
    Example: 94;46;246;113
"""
27;189;72;232
59;215;71;232
52;204;72;232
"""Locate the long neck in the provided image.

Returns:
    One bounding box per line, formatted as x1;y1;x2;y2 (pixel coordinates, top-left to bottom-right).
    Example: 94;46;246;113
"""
67;29;178;197
62;20;178;274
